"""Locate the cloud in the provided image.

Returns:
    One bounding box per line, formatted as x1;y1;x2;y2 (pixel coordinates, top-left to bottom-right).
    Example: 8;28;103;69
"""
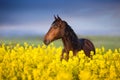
0;0;120;36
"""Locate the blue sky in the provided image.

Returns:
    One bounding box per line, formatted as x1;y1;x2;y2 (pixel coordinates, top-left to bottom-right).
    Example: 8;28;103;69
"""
0;0;120;36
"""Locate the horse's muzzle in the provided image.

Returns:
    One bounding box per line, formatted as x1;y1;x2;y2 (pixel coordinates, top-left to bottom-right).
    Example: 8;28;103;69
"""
44;39;50;45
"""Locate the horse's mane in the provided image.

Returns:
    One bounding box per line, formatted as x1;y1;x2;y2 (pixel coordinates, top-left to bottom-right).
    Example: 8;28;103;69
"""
63;22;80;49
64;22;78;39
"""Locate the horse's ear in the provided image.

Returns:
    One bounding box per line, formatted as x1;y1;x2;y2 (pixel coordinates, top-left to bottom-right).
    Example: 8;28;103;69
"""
54;15;57;20
57;15;62;21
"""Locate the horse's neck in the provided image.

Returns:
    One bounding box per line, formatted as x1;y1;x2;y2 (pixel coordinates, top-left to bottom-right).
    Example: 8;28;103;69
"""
62;26;80;53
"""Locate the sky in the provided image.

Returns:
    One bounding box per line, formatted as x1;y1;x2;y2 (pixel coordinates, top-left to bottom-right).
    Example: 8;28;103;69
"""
0;0;120;37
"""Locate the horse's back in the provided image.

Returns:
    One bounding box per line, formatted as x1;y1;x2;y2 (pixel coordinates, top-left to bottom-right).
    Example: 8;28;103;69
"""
79;38;95;57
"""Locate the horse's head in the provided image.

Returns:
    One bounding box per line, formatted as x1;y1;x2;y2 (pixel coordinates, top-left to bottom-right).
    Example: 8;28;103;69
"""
44;15;67;45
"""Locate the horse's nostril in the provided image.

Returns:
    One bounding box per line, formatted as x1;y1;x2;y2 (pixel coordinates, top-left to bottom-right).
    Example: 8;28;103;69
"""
44;39;50;45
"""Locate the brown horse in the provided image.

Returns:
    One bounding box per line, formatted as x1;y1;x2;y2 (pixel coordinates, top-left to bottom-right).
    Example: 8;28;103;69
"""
44;15;95;60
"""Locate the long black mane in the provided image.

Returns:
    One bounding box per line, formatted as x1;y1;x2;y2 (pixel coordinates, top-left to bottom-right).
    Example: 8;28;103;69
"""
62;22;81;51
65;23;78;40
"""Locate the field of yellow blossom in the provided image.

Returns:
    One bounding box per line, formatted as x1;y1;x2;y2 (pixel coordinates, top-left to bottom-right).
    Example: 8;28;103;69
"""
0;42;120;80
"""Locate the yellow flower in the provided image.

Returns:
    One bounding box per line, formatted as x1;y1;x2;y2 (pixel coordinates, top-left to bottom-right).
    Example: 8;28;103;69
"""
79;70;91;80
56;71;73;80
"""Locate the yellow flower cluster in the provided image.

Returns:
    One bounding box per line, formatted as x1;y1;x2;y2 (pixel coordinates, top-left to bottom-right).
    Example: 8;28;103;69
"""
0;43;120;80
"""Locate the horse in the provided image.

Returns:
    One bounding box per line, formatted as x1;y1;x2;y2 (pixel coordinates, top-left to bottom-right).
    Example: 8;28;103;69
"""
44;15;95;60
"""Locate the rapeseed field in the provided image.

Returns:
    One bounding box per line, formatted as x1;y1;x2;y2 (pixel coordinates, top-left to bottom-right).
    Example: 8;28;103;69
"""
0;43;120;80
